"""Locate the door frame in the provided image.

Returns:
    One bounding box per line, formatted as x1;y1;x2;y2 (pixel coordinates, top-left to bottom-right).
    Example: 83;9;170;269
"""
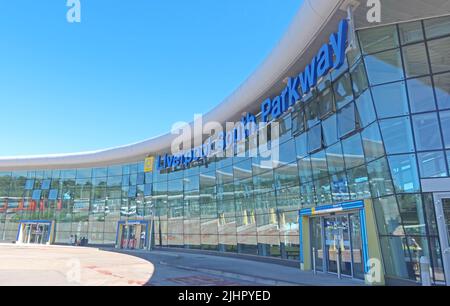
299;199;384;285
16;220;54;245
115;220;150;250
433;192;450;286
310;212;359;278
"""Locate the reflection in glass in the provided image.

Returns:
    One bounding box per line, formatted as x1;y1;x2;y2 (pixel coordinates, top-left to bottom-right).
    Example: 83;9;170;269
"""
387;154;420;193
347;165;371;200
407;77;436;113
447;150;450;171
418;151;448;178
379;236;414;280
326;142;345;174
298;157;313;183
330;172;349;203
371;81;409;118
338;103;357;138
318;87;335;118
379;117;415;154
358;25;399;55
433;72;450;110
310;218;324;272
355;90;376;127
322;114;338;146
365;49;404;85
333;72;354;109
440;111;450;148
402;43;430;77
361;122;385;162
424;15;450;39
397;194;426;235
351;61;369;97
311;150;328;180
412;113;443;151
428;36;450;74
307;124;322;153
399;21;424;45
314;177;332;205
367;158;395;198
342;133;365;169
374;196;403;236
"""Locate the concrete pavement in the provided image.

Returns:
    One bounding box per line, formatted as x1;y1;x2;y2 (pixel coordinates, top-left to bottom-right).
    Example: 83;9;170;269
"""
111;248;364;286
0;244;154;286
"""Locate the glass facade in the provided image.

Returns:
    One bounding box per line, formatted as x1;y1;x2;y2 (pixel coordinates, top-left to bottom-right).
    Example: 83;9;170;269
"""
1;15;450;284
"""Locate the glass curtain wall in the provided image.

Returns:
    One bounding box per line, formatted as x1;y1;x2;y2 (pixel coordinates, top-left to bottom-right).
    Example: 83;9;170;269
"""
0;15;450;284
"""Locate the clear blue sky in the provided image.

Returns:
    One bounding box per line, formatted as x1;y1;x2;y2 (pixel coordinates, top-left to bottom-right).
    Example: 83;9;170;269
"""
0;0;302;156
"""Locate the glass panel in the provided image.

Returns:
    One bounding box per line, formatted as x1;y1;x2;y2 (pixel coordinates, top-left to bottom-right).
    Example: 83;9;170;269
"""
402;43;430;77
367;158;395;198
298;157;313;183
434;72;450;110
333;72;354;109
351;61;369;97
338;102;357;138
373;196;403;236
347;165;371;200
318;86;335;118
307;124;322;153
371;81;409;118
311;150;328;180
311;218;324;272
379;117;415;154
25;179;34;190
428;36;450;74
32;190;42;201
305;99;320;128
448;150;450;170
388;154;420;193
440;111;450;148
365;49;404;86
407;77;437;113
358;25;399;55
350;213;365;280
41;179;51;190
397;194;426;236
291;109;305;136
399;21;424;45
322;114;338;146
330;172;349;203
342;133;365;169
443;199;450;246
424;15;450;39
412;113;443;151
326;142;345;175
379;236;414;280
314;177;332;205
418;151;448;178
361;122;385;162
295;133;308;159
355;90;376;127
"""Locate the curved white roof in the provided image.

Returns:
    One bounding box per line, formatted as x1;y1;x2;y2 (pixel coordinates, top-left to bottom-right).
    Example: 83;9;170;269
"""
0;0;344;170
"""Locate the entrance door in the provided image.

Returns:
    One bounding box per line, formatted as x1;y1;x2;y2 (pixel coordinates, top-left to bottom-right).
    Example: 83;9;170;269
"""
119;223;148;250
324;215;352;277
18;222;51;245
310;212;365;279
434;193;450;286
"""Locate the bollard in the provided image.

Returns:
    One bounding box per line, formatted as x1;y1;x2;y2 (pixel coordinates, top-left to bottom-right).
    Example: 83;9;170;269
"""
420;256;432;286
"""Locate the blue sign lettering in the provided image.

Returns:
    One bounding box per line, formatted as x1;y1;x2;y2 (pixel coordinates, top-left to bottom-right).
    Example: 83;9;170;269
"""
157;19;349;170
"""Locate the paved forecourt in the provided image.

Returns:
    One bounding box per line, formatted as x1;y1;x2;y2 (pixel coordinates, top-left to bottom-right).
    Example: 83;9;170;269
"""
0;244;154;286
